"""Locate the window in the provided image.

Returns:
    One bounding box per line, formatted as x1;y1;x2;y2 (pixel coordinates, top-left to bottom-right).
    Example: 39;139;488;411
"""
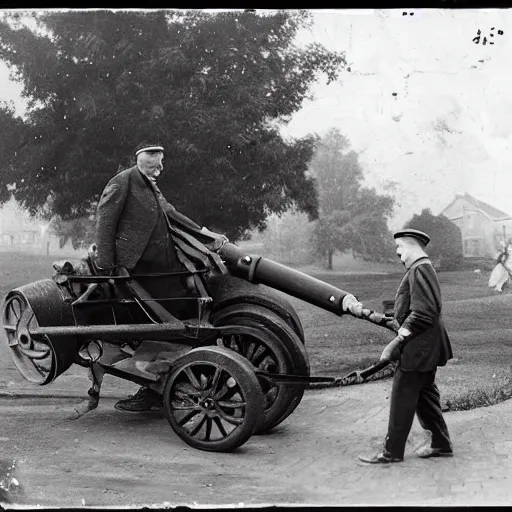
464;238;481;257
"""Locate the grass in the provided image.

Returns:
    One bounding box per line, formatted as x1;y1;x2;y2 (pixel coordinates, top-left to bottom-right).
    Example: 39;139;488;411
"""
0;251;62;297
1;250;511;412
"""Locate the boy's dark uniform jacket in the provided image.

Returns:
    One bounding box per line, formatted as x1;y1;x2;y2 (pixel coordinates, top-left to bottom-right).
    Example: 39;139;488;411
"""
394;257;453;371
95;165;226;274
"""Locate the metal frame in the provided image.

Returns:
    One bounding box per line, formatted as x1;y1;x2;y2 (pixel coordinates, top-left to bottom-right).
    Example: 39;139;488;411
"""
11;253;396;388
47;269;217;343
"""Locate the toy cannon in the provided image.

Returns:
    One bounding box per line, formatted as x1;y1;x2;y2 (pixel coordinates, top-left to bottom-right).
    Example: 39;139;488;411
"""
2;243;396;452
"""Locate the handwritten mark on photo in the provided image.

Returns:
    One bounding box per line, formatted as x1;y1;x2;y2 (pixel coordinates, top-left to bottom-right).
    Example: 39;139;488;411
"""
473;28;504;45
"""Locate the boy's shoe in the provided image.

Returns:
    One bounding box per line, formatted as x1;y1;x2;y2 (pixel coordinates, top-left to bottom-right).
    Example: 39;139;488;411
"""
358;451;403;464
415;445;453;458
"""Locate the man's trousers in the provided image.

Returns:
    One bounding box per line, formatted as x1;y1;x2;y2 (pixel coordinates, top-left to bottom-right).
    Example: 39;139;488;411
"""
384;366;452;458
131;231;194;320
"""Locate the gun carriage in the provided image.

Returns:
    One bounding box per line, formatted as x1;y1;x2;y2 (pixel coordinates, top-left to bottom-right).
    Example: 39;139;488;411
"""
2;243;394;452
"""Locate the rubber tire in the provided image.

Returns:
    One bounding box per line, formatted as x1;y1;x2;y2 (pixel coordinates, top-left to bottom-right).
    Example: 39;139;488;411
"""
212;304;310;433
162;346;264;452
206;275;305;344
213;319;299;434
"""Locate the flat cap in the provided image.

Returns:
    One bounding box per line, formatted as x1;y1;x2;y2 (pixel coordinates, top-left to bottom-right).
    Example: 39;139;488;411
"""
393;228;430;246
135;142;164;156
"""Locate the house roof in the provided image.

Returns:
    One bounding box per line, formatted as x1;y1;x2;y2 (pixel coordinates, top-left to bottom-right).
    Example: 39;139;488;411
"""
441;193;512;220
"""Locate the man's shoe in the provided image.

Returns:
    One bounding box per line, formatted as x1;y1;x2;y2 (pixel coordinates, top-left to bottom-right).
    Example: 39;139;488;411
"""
415;445;453;459
358;451;403;464
114;386;163;413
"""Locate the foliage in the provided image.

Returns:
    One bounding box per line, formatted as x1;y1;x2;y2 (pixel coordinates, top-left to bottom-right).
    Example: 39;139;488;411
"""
404;208;463;270
49;215;96;250
259;209;315;265
0;102;25;204
0;10;346;242
309;127;396;269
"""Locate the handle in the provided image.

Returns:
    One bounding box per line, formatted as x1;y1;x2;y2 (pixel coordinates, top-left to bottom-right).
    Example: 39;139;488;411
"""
360;308;399;333
358;359;390;380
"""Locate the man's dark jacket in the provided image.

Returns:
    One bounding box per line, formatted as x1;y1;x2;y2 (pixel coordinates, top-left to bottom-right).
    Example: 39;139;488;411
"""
95;165;217;271
394;257;453;371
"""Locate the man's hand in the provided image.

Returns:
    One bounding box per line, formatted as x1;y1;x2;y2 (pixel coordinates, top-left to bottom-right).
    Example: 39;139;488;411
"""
93;255;115;276
342;294;364;317
201;227;229;250
96;265;115;276
379;336;403;363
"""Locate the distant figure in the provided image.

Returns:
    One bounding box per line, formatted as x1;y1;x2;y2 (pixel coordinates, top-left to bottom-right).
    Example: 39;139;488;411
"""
488;240;512;292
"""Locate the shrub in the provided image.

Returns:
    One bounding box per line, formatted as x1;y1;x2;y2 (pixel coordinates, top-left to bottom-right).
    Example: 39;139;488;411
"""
404;208;464;271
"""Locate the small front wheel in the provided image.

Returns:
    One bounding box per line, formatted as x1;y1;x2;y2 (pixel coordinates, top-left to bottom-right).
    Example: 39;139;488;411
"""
162;346;264;452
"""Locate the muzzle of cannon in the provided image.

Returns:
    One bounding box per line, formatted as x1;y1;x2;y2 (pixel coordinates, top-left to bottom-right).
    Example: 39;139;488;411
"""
218;243;352;316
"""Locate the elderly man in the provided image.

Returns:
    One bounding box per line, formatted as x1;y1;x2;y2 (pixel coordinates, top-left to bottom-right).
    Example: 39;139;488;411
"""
356;228;454;463
94;142;228;412
95;142;227;285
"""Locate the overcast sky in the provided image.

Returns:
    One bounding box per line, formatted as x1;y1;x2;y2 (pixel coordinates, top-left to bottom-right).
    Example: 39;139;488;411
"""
285;9;512;229
1;8;511;229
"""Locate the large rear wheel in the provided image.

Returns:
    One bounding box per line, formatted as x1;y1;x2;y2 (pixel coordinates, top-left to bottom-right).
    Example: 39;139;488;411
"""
212;304;310;433
206;275;305;343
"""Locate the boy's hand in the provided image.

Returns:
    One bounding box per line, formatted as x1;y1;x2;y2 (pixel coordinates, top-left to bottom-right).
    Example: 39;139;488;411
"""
379;337;402;363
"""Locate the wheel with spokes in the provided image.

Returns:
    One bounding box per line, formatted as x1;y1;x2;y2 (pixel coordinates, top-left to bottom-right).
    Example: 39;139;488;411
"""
213;320;299;434
212;304;310;433
163;346;264;452
3;293;53;384
2;280;80;385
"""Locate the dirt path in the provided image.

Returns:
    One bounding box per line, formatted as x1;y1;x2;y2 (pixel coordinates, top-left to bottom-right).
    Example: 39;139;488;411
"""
2;378;512;507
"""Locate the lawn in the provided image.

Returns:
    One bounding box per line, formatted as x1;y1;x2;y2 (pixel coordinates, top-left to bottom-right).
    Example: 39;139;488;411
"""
1;250;511;412
0;251;61;297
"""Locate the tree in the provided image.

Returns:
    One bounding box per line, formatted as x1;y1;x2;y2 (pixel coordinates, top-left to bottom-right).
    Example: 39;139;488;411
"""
310;128;396;269
260;209;315;265
404;208;463;270
49;215;96;250
0;101;25;204
0;10;346;242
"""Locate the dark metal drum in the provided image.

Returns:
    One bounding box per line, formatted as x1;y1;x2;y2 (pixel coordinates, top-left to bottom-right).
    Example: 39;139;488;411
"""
3;279;81;385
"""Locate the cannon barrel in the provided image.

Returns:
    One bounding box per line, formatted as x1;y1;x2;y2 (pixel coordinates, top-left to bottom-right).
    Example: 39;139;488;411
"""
219;243;352;316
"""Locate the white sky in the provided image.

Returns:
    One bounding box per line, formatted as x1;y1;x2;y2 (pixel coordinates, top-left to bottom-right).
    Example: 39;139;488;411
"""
285;9;512;229
1;8;512;229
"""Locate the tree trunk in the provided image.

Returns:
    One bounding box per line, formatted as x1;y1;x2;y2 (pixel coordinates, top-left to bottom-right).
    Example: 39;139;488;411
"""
327;249;334;270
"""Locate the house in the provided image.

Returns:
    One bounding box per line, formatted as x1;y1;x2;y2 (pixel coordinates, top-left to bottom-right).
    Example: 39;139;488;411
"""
0;198;77;255
0;198;44;248
440;193;512;258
